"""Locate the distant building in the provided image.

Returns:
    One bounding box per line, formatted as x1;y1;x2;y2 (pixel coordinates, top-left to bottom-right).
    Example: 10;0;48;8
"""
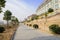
36;0;60;15
27;14;37;20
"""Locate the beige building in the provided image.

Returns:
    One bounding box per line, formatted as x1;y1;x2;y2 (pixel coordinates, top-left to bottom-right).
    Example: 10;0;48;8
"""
36;0;60;15
27;14;37;20
25;0;60;33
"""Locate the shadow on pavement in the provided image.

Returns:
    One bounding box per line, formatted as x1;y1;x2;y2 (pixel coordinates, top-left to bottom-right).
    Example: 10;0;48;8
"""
31;36;60;40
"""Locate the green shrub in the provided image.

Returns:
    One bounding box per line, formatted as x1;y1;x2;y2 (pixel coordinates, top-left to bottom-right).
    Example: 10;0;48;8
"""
27;24;28;25
31;16;39;21
9;26;12;28
48;8;54;13
27;20;31;22
0;27;5;33
31;18;34;21
33;24;39;29
29;24;32;26
49;24;60;34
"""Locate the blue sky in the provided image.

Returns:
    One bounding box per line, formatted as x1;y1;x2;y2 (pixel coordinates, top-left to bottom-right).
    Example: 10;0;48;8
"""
19;0;44;10
0;0;44;21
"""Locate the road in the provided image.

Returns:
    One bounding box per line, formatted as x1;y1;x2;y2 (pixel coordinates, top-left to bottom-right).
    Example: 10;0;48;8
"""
13;23;60;40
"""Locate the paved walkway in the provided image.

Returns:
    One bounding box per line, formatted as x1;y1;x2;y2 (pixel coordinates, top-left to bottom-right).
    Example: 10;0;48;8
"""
13;23;60;40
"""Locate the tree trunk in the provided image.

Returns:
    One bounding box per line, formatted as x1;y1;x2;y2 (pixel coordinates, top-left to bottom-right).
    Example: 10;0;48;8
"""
7;20;9;28
44;17;47;30
46;17;47;23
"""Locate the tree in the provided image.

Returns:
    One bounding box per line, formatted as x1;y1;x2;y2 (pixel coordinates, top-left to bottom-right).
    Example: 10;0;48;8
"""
3;10;12;27
44;12;48;30
15;18;19;23
45;8;54;23
48;8;54;13
44;8;54;30
45;12;48;23
11;16;19;25
0;0;6;13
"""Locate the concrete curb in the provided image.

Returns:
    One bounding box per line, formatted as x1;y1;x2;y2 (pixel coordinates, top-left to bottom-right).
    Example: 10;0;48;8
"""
10;28;17;40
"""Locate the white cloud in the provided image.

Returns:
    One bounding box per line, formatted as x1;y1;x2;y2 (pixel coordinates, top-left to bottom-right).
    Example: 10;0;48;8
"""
0;0;35;21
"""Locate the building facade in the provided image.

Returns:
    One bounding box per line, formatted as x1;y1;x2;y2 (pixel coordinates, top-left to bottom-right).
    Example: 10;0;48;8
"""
36;0;60;15
27;14;37;21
